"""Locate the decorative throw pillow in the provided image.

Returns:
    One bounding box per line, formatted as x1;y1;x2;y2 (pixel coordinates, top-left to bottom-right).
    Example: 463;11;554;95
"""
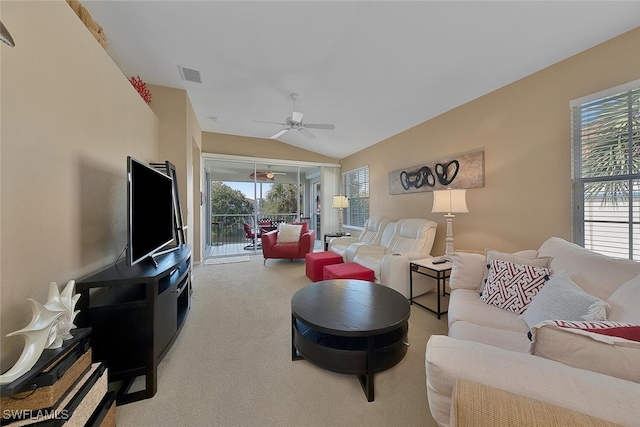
521;271;609;328
529;320;640;383
537;320;640;343
480;250;552;294
276;223;303;243
479;259;550;314
448;251;486;291
606;275;640;324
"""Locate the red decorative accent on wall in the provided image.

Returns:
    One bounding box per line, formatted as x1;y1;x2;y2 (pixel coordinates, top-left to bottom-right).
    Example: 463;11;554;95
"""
128;75;152;105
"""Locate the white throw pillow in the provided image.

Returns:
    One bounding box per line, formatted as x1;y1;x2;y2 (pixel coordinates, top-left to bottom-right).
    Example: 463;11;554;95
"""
529;320;640;383
521;271;609;328
606;275;640;324
276;224;303;243
448;252;486;291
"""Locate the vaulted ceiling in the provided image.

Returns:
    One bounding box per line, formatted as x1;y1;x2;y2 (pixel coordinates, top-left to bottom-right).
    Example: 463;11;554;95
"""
83;1;640;159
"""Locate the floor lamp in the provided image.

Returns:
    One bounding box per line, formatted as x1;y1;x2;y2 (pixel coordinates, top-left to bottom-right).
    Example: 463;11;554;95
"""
333;195;349;234
431;188;468;257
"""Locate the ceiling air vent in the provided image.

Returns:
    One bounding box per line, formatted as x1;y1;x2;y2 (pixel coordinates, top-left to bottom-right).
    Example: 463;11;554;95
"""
179;66;202;83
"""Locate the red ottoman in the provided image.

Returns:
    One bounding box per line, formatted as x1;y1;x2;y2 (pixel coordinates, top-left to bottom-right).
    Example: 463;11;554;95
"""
323;262;375;282
305;251;344;282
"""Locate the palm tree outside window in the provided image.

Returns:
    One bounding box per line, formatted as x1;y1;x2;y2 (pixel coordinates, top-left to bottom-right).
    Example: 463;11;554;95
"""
571;81;640;260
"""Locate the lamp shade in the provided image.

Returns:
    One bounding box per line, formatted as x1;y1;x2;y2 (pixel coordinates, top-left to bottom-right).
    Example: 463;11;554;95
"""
332;195;349;209
431;188;469;214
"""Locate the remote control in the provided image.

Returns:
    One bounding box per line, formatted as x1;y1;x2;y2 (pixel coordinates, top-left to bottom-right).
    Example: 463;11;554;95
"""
432;258;448;264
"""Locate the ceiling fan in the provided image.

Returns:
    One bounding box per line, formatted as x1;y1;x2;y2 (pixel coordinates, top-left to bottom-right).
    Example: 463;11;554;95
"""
249;165;286;181
256;93;335;140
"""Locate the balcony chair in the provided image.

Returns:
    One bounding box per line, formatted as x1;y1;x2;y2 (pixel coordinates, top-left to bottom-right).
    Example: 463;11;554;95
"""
243;223;261;250
261;222;315;265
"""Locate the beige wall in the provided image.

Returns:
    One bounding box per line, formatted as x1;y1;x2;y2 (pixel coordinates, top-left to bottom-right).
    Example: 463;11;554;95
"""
1;1;160;367
341;27;640;256
147;85;203;261
202;132;339;164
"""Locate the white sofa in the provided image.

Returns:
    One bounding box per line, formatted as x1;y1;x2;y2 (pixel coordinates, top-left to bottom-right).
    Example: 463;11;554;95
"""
425;237;640;426
328;216;391;262
349;218;438;298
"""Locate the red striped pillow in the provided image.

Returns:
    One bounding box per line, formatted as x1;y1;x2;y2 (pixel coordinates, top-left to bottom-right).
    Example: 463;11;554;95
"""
543;320;640;343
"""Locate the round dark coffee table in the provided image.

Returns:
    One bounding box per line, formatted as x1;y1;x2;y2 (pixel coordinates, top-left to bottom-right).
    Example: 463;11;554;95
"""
291;279;410;402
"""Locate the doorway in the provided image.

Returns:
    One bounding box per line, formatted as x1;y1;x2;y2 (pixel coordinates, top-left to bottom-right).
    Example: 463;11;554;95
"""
203;158;326;258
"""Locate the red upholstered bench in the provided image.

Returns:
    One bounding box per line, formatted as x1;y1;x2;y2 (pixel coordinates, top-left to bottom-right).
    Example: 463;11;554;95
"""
323;262;375;282
305;251;343;282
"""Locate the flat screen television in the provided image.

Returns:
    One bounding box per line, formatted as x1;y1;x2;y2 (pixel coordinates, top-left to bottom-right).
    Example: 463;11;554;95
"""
127;156;175;266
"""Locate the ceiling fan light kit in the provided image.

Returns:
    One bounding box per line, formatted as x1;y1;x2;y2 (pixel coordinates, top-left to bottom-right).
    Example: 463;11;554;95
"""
259;93;335;140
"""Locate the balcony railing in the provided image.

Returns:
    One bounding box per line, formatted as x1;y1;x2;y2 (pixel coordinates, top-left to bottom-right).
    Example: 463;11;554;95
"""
210;213;300;247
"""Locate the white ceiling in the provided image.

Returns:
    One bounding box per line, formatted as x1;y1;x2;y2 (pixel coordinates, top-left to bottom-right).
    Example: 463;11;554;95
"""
82;1;640;159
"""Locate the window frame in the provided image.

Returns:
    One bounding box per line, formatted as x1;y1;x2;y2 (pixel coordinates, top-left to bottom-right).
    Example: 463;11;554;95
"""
342;166;370;229
570;79;640;260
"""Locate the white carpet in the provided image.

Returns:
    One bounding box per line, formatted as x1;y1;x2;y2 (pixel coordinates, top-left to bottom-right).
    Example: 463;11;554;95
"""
115;255;447;426
203;255;251;265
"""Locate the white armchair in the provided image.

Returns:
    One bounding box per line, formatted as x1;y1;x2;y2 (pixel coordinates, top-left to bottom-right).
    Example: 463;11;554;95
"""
328;216;391;262
353;218;438;298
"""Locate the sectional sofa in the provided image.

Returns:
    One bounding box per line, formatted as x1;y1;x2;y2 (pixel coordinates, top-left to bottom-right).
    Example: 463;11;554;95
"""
425;237;640;426
330;217;438;298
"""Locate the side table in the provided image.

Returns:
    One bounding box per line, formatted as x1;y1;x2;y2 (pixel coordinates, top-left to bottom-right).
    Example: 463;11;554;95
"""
409;258;451;319
324;232;351;251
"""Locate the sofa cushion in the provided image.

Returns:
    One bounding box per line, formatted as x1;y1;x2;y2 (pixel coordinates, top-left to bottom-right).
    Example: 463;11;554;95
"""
529;320;640;383
479;259;550;314
426;335;640;427
481;249;551;293
538;237;640;301
521;271;609;328
449;252;486;291
384;218;437;255
606;275;640;324
446;282;544;352
276;223;303;243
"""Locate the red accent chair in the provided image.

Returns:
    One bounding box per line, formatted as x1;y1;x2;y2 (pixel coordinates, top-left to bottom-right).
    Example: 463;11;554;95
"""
243;223;261;250
261;222;315;265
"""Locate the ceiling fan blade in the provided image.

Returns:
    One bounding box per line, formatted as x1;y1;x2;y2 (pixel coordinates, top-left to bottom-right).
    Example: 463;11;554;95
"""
270;129;290;139
291;111;304;123
299;128;316;139
255;120;287;125
303;123;335;130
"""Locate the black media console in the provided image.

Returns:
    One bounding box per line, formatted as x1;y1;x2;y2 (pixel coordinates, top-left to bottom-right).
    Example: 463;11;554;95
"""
76;244;192;405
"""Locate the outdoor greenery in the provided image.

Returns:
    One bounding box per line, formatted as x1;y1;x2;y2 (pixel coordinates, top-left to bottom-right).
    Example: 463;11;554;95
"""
210;181;254;215
579;90;639;206
261;183;303;216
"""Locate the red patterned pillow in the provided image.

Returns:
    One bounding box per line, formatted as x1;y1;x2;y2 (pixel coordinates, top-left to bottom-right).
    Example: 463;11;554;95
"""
479;259;550;314
541;320;640;343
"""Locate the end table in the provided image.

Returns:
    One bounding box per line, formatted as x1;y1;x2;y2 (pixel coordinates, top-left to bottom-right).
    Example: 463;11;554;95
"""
409;258;451;319
324;232;351;251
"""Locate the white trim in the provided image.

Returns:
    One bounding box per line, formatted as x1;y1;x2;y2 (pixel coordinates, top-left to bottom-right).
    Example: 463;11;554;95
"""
570;79;640;108
202;152;340;168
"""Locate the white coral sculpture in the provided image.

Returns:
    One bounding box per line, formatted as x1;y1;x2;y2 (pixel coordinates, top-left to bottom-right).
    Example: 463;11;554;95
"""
0;280;80;384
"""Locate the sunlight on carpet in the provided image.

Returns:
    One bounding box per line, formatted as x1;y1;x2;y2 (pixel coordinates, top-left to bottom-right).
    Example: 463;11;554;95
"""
203;255;251;265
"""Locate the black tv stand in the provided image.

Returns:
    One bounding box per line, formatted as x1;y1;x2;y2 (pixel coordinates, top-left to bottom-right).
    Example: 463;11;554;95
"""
76;244;192;405
149;245;181;268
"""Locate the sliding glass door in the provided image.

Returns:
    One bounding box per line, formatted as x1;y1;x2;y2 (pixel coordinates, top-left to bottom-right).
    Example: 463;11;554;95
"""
204;158;322;258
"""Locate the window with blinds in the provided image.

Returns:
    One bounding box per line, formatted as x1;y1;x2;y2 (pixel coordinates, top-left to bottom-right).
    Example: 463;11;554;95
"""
343;166;370;228
571;81;640;260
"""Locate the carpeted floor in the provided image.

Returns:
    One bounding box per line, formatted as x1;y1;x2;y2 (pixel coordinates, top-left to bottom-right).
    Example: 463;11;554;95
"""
115;255;448;427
